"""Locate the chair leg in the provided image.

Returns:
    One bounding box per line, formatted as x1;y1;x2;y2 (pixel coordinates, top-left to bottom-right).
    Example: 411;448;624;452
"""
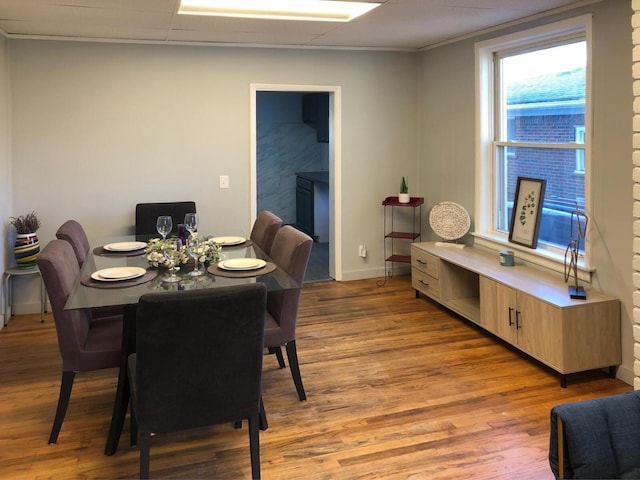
130;400;137;447
259;396;268;431
268;347;286;368
48;370;76;444
285;341;306;401
248;412;261;480
140;432;150;479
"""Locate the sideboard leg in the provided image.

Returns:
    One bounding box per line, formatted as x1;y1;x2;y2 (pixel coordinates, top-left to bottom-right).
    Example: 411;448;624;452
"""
560;374;567;388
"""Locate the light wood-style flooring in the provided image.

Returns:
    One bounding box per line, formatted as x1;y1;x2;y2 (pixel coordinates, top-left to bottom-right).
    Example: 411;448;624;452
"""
0;275;630;479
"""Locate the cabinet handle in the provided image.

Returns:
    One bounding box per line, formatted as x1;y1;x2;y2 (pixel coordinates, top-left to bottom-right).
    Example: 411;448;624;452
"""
515;310;522;330
508;307;514;326
417;259;427;265
419;280;429;286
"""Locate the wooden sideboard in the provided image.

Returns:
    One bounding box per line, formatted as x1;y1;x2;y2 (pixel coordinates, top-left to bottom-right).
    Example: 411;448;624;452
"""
411;242;621;387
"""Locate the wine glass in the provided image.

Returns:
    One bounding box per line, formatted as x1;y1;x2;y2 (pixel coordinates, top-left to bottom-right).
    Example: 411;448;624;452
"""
184;213;198;237
163;238;182;283
156;216;172;240
187;235;205;277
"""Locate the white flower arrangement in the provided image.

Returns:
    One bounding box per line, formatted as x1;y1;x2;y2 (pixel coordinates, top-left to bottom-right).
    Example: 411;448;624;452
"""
145;236;221;268
188;235;222;265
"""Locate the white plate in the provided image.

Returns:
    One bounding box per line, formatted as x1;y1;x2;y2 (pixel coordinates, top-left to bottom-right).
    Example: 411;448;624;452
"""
218;258;266;271
210;236;246;246
91;267;147;282
103;241;147;252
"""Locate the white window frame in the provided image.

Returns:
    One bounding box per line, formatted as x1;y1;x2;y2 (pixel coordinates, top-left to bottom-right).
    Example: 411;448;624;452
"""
474;15;593;282
575;126;585;174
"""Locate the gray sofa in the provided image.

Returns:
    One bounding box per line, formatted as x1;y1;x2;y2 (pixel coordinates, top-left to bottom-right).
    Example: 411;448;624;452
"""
549;390;640;479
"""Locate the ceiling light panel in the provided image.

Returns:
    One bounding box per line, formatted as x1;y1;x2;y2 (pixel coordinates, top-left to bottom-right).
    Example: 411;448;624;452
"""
178;0;381;22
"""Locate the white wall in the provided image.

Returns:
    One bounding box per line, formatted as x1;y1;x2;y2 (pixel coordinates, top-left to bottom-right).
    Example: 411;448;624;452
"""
7;41;419;310
0;35;10;328
419;1;634;384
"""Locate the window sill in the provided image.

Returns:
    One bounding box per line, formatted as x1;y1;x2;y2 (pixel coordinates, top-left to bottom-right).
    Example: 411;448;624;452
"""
471;232;594;284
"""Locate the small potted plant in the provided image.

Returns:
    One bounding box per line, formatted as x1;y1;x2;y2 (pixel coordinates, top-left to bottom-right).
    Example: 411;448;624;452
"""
398;177;410;203
9;211;41;268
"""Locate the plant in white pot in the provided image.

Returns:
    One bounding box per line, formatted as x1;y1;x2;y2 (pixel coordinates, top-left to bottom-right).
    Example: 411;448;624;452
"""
10;211;41;268
398;177;410;203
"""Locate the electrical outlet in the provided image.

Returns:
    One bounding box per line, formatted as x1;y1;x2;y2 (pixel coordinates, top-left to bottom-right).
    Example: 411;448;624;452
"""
358;245;367;258
219;175;229;189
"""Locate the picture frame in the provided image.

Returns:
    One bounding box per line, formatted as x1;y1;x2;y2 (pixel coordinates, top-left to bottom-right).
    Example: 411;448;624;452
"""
509;177;546;249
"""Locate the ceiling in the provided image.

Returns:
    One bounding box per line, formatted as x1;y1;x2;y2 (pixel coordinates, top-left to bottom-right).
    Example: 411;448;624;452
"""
0;0;594;51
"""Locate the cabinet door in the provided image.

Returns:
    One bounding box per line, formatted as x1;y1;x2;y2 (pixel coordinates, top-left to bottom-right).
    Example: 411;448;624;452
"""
516;292;562;369
480;277;517;344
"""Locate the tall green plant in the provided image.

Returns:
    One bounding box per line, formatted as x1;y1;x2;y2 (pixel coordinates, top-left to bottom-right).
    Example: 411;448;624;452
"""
400;177;408;194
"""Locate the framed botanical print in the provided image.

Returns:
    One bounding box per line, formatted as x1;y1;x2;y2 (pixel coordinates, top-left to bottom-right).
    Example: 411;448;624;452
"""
509;177;546;249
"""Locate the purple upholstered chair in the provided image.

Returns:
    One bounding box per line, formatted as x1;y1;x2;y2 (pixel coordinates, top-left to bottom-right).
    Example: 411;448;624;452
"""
250;211;282;256
55;220;90;267
55;219;123;318
264;225;313;401
128;284;267;479
37;239;122;444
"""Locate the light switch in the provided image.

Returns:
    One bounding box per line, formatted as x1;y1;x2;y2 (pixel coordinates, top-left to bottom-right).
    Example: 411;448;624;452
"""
219;175;229;189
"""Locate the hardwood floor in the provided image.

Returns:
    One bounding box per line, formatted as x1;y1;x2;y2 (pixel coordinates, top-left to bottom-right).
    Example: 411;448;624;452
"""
0;275;630;479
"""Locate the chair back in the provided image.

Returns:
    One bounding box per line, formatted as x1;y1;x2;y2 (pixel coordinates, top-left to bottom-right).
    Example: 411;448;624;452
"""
267;226;312;341
55;220;90;267
250;211;282;256
135;284;267;433
36;240;95;371
135;201;196;237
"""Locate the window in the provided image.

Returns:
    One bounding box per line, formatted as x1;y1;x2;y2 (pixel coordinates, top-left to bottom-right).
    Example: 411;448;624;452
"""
574;126;585;174
475;16;592;276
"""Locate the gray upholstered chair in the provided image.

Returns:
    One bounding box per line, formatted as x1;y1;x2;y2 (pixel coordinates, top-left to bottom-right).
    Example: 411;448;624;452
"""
134;201;196;237
55;219;91;267
549;390;640;479
250;211;282;256
128;284;267;479
36;239;122;444
263;225;312;401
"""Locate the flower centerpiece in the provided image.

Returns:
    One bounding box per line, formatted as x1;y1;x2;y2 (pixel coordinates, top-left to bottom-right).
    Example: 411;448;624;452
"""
188;235;222;266
145;236;221;269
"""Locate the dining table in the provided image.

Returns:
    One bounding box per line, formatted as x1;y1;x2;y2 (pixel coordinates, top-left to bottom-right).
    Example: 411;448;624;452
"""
63;234;301;456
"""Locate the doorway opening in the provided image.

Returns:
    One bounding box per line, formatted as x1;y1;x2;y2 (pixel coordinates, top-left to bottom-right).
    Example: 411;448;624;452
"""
250;84;342;282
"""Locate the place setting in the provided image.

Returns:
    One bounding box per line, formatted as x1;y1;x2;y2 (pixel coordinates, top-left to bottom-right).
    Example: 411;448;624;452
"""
207;257;275;278
93;241;148;257
81;265;158;288
209;235;254;249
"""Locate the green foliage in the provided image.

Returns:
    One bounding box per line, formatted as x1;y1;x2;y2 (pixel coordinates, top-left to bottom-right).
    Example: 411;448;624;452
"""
400;177;408;194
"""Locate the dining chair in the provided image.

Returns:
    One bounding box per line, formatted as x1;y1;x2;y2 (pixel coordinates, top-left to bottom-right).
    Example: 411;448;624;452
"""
263;225;313;401
55;219;123;318
55;219;90;267
134;201;196;237
128;284;267;479
36;239;122;444
250;210;282;256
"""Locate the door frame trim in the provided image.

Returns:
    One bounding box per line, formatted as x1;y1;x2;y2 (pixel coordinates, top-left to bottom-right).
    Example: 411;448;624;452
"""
250;83;342;280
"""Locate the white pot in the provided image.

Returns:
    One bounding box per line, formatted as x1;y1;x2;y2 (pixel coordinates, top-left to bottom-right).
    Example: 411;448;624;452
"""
398;193;410;203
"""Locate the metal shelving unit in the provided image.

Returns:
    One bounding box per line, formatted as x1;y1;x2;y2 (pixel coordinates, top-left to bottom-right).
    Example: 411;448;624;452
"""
379;196;423;286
